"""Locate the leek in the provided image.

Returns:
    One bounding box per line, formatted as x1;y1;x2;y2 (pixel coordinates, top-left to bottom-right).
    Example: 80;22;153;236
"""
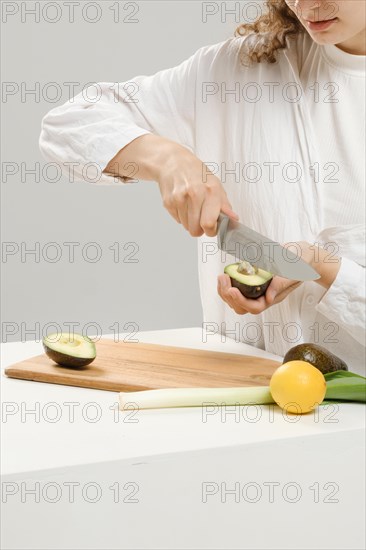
119;386;274;410
324;371;366;403
119;370;366;411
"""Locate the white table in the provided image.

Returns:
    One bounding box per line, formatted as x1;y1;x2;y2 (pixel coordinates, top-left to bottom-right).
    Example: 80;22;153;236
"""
1;328;365;550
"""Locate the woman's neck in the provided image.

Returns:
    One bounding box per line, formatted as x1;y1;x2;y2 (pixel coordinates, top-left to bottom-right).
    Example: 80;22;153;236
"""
336;28;366;55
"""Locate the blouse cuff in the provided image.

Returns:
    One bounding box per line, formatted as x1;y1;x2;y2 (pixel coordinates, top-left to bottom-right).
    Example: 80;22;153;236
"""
89;125;153;185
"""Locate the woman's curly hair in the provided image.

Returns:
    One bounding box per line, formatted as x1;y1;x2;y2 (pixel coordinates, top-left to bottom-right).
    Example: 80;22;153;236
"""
235;0;304;64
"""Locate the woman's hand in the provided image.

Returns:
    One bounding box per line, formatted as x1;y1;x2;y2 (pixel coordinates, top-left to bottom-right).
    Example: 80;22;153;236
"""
104;135;238;236
217;273;303;315
217;241;342;315
156;146;239;237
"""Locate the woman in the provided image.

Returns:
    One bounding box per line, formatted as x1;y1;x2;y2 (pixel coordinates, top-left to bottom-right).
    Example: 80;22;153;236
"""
39;0;365;373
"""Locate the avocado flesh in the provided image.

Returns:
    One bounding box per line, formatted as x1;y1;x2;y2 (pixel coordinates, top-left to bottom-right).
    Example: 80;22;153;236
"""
43;333;96;368
283;343;348;375
224;263;273;299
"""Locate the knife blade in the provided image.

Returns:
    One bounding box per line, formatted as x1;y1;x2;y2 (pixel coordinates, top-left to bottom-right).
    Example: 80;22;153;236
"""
217;214;320;281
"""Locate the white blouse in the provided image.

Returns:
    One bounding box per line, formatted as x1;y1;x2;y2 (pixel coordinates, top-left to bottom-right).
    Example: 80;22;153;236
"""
39;32;366;374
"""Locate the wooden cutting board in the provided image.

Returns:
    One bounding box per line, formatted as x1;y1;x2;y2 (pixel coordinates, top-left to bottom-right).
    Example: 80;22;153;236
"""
5;339;281;392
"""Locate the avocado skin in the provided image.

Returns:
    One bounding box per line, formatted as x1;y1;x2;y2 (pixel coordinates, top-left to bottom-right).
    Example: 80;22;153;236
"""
230;277;272;299
43;344;95;368
283;343;348;374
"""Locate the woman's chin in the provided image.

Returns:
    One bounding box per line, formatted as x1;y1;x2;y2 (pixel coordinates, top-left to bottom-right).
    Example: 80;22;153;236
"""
312;37;337;46
306;29;345;46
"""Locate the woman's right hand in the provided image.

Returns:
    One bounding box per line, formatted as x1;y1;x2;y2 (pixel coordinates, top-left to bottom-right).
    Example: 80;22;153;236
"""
156;146;239;237
104;135;238;236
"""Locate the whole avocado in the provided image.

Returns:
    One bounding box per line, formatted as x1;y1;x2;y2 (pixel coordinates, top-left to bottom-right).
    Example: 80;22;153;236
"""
283;343;348;375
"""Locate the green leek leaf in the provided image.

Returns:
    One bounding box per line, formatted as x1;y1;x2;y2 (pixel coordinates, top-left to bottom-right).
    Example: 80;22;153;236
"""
324;370;366;403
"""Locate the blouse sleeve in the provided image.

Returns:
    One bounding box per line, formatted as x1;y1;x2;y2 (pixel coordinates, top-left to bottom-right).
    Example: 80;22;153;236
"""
39;40;230;185
315;225;366;346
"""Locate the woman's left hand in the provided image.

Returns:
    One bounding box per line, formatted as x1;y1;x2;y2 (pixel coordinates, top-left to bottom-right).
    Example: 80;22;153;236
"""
217;241;341;315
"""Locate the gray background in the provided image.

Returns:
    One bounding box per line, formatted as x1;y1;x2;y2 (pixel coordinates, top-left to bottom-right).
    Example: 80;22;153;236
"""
1;1;261;342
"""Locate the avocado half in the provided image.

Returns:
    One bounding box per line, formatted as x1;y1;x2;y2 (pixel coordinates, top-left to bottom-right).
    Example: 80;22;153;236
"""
283;343;348;375
43;333;96;368
224;262;273;299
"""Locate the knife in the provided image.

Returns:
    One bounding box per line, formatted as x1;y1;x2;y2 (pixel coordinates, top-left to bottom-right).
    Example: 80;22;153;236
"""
217;214;320;281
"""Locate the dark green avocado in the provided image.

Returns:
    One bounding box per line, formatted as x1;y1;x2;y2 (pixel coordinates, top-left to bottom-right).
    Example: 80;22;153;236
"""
224;262;273;299
43;333;96;368
283;343;348;375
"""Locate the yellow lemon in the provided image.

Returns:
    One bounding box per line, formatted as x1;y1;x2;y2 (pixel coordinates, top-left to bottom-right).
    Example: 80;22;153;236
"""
270;360;326;414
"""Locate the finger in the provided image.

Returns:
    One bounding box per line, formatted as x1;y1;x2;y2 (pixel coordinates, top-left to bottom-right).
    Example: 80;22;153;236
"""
265;277;303;306
200;196;222;237
177;201;189;231
187;195;204;237
219;291;248;315
200;194;240;237
218;275;250;315
217;276;232;305
217;278;230;305
161;191;181;225
272;281;303;305
221;200;239;220
217;276;243;313
227;287;268;314
218;275;268;314
165;206;181;224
